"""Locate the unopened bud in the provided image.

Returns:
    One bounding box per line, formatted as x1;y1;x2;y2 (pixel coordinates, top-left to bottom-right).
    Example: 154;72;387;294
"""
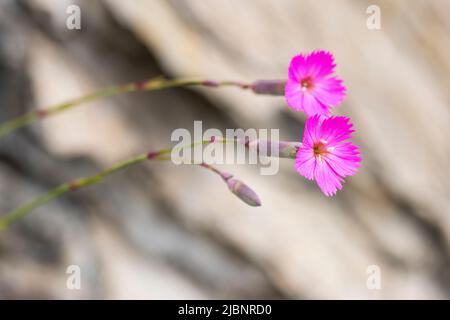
226;178;261;207
251;79;286;96
277;141;301;158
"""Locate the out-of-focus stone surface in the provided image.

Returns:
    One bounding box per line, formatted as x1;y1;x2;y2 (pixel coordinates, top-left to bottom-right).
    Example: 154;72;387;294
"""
0;0;449;299
104;0;450;235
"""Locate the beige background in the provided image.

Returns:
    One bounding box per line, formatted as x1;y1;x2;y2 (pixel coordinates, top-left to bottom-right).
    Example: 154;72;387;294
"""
0;0;449;299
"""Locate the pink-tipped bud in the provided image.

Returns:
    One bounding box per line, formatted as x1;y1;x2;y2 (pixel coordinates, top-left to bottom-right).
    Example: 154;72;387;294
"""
276;141;301;159
226;178;261;207
251;80;286;96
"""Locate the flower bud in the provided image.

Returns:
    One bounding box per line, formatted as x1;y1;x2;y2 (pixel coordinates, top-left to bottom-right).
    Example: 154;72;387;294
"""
251;80;286;96
226;178;261;207
278;141;301;159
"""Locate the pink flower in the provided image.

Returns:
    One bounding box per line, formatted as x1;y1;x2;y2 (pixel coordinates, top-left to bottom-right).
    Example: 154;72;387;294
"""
285;50;346;118
295;115;361;196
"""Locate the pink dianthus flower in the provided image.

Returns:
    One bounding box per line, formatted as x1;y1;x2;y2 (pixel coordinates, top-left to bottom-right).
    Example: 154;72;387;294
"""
295;115;361;196
285;50;346;118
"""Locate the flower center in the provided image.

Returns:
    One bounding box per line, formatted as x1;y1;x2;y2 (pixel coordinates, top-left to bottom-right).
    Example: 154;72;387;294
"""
313;139;329;157
300;76;314;92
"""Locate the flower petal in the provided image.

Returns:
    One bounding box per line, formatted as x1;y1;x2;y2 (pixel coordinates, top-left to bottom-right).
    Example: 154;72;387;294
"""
285;79;304;111
313;76;346;107
324;147;361;178
302;115;322;146
295;147;316;180
314;159;343;196
285;81;331;117
306;50;336;79
302;92;331;117
329;142;362;163
288;54;308;81
319;116;354;145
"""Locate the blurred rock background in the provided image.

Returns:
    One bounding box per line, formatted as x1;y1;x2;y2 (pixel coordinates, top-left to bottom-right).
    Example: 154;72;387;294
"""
0;0;449;299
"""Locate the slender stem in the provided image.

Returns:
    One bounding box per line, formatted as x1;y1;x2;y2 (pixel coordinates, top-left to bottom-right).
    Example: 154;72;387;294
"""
0;153;148;230
0;77;252;139
199;162;225;177
0;139;215;230
0;138;299;230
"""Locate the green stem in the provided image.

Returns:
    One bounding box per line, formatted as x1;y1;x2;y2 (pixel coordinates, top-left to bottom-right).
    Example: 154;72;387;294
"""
0;153;148;230
0;138;299;230
0;139;216;230
0;78;251;139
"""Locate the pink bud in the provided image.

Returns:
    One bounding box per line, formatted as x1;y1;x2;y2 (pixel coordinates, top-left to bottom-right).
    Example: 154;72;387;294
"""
226;178;261;207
